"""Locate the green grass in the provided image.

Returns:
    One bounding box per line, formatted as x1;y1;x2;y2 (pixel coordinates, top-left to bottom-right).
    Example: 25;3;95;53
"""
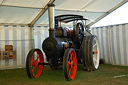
0;64;128;85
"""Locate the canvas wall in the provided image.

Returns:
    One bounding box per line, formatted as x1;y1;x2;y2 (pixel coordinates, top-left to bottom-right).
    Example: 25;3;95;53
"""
0;25;32;69
1;23;127;69
0;25;71;69
33;26;49;62
0;25;49;69
91;23;128;66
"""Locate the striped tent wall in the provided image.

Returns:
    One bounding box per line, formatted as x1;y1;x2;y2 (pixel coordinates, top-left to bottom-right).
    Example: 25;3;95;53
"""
33;26;49;62
0;25;32;69
91;23;128;66
0;25;71;69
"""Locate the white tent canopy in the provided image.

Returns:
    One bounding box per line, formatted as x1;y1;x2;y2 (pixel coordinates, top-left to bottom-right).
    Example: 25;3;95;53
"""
0;0;127;26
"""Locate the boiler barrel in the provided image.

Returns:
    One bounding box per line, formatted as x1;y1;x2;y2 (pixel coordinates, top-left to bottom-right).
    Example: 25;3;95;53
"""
42;37;72;56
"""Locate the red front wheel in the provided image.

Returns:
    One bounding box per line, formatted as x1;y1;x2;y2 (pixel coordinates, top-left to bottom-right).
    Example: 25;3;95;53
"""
63;48;77;81
26;49;44;78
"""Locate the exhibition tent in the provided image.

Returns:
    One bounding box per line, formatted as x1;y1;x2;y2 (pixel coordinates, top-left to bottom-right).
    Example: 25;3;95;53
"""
0;0;128;69
0;0;127;27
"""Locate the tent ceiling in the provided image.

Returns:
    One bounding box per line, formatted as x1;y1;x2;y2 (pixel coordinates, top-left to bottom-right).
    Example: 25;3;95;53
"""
0;0;49;8
55;0;121;12
0;6;41;24
0;0;127;26
35;10;104;25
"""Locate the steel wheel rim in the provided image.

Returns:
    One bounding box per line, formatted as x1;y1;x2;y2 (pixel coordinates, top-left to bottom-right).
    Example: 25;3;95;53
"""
93;37;100;69
68;50;77;79
30;50;44;78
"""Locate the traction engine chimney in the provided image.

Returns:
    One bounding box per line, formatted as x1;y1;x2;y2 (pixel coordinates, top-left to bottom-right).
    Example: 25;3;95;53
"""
48;4;55;37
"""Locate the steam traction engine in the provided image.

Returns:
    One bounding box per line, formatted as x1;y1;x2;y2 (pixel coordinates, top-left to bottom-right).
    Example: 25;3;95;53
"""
26;4;100;81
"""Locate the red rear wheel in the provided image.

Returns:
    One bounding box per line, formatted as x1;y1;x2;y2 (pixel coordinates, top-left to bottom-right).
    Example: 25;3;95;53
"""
26;49;44;78
63;48;77;81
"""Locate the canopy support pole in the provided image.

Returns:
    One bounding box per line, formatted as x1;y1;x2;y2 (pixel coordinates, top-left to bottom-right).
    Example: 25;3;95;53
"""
29;0;55;49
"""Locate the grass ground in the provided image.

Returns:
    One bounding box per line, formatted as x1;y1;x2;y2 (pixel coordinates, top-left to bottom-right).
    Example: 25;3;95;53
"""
0;64;128;85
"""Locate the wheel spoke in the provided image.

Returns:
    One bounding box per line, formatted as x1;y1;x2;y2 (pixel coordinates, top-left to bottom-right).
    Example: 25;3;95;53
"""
31;55;35;62
31;62;34;66
93;44;97;47
93;57;97;62
71;61;74;68
31;58;35;66
31;66;36;72
69;68;72;75
68;61;71;66
73;57;76;63
93;40;96;45
36;66;40;77
70;53;73;61
70;56;72;61
36;57;39;61
35;54;39;61
33;70;35;77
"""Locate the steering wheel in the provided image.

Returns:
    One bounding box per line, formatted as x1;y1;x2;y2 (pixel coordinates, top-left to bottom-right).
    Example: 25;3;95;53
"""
75;22;84;44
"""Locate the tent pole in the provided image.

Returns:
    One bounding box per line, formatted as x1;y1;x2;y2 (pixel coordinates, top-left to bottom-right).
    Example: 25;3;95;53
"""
29;0;55;49
29;26;34;49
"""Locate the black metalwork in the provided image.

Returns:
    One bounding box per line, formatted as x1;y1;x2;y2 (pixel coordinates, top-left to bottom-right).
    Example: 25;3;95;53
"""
42;14;87;68
26;4;99;81
55;14;88;24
